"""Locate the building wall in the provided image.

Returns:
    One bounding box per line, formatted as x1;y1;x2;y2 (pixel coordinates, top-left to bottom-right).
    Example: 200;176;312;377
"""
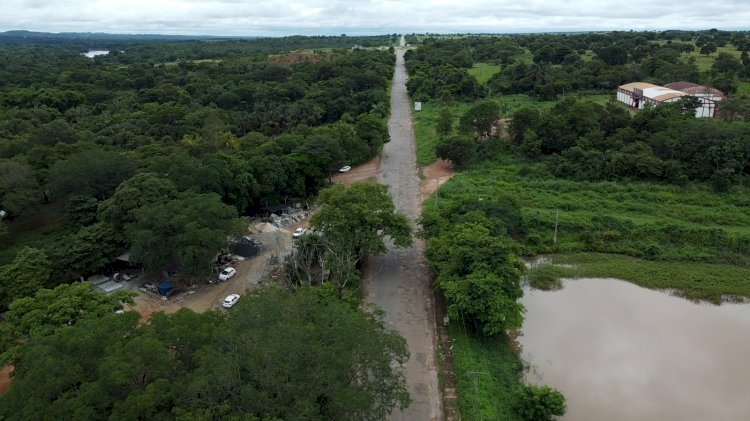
616;87;718;117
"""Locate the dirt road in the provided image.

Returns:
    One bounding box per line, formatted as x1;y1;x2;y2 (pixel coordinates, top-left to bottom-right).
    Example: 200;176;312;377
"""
132;229;291;319
365;46;442;420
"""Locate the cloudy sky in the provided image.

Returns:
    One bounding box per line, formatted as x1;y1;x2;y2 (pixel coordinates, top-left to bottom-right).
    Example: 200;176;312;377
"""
2;0;750;36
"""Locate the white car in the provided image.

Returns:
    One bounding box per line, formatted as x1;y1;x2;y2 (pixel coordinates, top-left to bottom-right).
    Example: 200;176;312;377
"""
222;294;240;308
293;227;307;239
218;267;236;281
338;165;352;173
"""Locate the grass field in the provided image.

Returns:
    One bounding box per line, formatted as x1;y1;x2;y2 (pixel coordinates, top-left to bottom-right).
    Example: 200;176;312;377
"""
686;45;742;72
413;101;472;166
433;163;750;301
469;63;502;84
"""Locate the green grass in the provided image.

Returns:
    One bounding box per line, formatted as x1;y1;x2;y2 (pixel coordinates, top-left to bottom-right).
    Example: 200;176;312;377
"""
413;101;472;166
527;253;750;302
736;81;750;97
686;45;742;72
429;161;750;301
450;325;523;421
469;63;502;84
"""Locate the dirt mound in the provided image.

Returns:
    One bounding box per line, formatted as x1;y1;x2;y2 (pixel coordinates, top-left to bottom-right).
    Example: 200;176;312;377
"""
420;159;456;197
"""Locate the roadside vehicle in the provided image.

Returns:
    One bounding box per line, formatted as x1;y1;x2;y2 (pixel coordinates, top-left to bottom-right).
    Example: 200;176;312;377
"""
218;267;236;281
222;294;240;308
339;165;352;173
293;227;307;239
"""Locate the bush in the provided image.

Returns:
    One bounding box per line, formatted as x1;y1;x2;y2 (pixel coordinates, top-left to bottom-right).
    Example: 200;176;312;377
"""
513;384;567;421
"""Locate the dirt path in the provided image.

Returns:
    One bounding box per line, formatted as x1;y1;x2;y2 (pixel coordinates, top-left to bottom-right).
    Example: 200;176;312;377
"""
364;46;442;421
420;159;456;198
132;229;291;320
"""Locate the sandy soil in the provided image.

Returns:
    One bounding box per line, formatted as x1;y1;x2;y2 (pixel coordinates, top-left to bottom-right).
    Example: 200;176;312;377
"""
0;365;13;396
331;154;381;186
420;159;456;199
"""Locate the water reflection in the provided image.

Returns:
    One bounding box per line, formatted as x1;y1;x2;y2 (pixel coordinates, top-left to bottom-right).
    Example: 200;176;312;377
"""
519;278;750;421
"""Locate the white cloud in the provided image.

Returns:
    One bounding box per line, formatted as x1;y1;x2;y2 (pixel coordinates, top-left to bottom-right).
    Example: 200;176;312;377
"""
1;0;749;35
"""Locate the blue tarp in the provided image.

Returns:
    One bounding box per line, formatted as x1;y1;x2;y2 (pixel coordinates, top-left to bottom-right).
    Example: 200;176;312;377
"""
158;281;173;296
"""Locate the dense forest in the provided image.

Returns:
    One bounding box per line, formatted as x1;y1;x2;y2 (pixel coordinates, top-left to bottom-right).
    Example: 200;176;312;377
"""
0;36;395;296
0;34;420;419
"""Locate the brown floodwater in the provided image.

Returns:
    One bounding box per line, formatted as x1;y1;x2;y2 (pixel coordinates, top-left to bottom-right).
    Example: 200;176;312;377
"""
519;278;750;421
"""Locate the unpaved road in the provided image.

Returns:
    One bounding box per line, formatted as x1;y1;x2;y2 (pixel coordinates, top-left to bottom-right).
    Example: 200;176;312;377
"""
132;229;291;319
365;46;442;420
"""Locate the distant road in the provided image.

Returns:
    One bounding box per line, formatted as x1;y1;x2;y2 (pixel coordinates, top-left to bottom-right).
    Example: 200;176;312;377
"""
365;40;442;421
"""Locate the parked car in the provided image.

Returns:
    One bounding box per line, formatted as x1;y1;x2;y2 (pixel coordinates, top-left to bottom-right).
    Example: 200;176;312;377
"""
293;227;307;239
222;294;240;308
338;165;352;173
218;267;236;281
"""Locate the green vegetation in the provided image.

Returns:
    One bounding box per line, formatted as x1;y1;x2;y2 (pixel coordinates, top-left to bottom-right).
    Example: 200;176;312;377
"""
469;62;502;84
285;182;413;299
0;287;410;420
408;29;750;420
450;327;524;420
0;35;395;300
414;102;471;165
528;254;750;302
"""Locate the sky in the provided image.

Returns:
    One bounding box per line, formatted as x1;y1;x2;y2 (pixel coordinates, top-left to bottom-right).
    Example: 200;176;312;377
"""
2;0;750;36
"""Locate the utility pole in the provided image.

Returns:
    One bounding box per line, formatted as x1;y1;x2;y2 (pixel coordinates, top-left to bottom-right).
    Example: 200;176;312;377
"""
553;209;559;245
467;371;490;421
435;178;442;211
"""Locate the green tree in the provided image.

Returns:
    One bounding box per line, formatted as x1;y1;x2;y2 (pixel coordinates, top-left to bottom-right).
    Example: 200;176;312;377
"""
98;172;178;230
0;160;41;216
0;247;51;309
459;100;501;139
513;384;567;421
436;108;454;140
47;150;136;200
49;222;125;276
436;134;478;170
426;223;525;335
127;192;241;278
0;287;410;421
700;42;717;56
0;282;135;361
310;182;412;261
712;52;743;76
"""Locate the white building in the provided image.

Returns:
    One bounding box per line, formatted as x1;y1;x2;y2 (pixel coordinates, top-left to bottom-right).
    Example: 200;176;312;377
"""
616;82;720;118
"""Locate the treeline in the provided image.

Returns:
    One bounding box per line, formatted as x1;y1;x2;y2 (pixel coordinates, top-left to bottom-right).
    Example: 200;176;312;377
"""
406;30;750;102
511;98;750;190
0;36;394;301
405;37;521;101
0;31;398;52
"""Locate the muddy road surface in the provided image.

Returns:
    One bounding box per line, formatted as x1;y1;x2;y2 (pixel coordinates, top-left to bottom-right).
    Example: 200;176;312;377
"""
364;47;442;421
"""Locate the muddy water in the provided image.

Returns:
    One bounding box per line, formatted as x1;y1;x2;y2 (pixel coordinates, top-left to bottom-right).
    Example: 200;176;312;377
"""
519;278;750;421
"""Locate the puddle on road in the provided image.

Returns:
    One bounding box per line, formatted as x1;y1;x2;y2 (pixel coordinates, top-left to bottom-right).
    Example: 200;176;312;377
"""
519;278;750;421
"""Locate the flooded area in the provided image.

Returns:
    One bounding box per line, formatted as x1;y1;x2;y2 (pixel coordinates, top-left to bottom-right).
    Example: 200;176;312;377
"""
519;278;750;421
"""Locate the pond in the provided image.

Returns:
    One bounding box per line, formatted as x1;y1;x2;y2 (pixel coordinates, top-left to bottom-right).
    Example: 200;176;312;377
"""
519;278;750;420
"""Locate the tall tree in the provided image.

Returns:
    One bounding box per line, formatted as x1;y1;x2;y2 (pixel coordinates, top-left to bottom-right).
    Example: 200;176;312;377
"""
310;182;412;260
459;100;500;139
436;108;454;140
0;287;410;420
127;192;241;278
0;247;51;309
47;150;136;200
